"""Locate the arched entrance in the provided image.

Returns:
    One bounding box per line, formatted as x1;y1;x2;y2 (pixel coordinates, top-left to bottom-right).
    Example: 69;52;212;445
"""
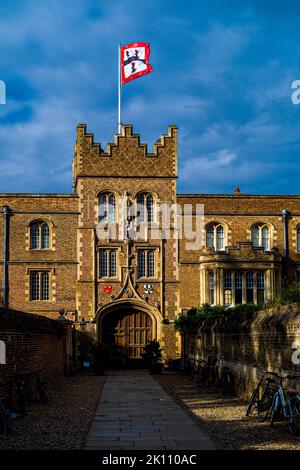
102;310;152;366
96;299;161;368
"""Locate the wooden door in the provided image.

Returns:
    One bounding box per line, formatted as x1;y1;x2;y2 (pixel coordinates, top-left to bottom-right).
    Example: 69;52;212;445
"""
102;310;152;363
128;311;152;359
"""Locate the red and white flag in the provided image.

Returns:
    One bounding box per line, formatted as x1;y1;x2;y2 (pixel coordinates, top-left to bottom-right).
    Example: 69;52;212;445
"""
121;42;153;85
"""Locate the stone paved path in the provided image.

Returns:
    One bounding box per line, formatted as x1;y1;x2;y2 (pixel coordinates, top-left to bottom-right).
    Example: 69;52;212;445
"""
84;370;214;450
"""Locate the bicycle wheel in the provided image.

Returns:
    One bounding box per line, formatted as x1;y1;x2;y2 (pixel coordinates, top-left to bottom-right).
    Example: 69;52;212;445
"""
0;409;7;438
287;398;300;436
256;381;276;421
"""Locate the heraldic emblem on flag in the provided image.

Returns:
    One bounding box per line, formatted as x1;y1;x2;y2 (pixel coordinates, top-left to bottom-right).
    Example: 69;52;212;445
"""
121;42;153;85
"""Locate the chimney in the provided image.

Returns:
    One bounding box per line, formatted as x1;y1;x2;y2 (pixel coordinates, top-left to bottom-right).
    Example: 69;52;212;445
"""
233;186;241;193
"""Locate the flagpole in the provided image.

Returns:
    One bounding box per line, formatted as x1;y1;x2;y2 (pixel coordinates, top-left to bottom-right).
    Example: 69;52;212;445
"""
118;42;122;134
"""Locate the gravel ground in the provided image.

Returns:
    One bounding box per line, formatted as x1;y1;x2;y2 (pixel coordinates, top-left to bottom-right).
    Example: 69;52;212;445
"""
0;374;105;450
155;371;300;450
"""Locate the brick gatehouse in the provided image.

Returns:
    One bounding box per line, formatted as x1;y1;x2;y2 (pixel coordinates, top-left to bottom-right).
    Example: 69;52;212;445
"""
1;123;300;363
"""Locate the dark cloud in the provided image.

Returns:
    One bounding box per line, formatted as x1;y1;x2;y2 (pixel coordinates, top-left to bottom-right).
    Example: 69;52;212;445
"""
0;1;299;193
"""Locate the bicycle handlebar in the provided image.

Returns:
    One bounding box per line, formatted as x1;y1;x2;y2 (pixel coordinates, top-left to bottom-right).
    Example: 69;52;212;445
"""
283;374;300;381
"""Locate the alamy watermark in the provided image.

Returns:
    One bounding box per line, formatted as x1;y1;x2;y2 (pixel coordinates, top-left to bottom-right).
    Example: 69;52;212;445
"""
291;340;300;365
0;80;6;104
96;197;205;250
291;80;300;105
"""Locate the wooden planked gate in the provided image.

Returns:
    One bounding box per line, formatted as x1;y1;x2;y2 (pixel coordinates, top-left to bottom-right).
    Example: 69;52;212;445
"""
102;310;152;366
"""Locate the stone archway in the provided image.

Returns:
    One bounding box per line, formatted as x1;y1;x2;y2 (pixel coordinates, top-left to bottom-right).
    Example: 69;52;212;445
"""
96;299;161;367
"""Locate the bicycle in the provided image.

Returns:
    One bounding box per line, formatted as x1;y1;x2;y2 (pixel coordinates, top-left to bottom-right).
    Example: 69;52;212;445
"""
246;371;280;421
196;356;219;389
218;365;235;396
270;374;300;435
0;376;23;438
191;358;205;383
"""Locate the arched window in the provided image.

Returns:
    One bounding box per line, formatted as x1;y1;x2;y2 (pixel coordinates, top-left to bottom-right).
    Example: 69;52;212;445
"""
251;223;270;250
99;192;116;223
297;226;300;252
30;222;50;250
206;223;225;250
41;223;50;249
136;193;154;223
216;226;224;251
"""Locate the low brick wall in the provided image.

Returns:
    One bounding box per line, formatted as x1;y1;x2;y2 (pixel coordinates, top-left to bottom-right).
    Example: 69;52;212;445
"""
0;308;67;401
186;303;300;399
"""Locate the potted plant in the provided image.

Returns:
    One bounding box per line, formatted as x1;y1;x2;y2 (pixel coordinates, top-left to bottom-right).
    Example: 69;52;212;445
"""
90;342;111;375
142;340;163;374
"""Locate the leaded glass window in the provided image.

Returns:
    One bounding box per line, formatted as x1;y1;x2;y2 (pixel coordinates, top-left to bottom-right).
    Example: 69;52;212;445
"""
30;271;50;301
30;222;50;250
206;224;225;250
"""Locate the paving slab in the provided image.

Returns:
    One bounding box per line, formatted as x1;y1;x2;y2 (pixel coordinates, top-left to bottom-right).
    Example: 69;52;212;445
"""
84;370;214;450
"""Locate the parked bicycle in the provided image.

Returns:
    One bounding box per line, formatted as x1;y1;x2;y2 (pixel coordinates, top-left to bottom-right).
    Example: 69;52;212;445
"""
270;374;300;435
0;371;49;437
246;371;281;421
218;365;235;396
194;355;220;389
0;376;23;438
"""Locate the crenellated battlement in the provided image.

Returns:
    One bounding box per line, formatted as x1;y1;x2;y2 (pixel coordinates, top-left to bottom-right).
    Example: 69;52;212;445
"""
73;123;178;187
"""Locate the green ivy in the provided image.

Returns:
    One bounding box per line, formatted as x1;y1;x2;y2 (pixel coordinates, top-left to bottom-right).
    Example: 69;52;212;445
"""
265;284;300;307
174;303;261;332
174;284;300;333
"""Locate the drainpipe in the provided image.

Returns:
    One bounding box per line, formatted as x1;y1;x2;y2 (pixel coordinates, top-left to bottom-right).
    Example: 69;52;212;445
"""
3;205;10;313
282;209;291;287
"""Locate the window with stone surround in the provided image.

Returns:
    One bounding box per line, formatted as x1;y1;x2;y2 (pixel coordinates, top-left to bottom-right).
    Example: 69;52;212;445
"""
30;271;50;301
251;223;270;250
257;272;265;303
99;192;116;223
99;249;117;278
30;222;50;250
137;249;155;278
220;270;265;305
206;223;225;251
224;271;232;306
235;271;243;304
136;192;154;223
246;272;254;303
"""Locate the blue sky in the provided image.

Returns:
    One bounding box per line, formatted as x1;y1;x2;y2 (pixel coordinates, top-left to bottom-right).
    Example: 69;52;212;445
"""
0;0;300;194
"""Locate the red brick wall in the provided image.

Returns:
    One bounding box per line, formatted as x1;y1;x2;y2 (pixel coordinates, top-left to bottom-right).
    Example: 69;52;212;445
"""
0;308;66;401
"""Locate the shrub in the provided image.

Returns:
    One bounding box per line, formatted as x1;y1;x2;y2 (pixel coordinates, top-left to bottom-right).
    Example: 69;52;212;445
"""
142;340;163;374
174;303;261;333
174;285;300;334
266;284;300;307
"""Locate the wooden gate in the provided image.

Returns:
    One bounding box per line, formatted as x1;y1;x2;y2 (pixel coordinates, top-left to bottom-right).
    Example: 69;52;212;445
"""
102;310;152;365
